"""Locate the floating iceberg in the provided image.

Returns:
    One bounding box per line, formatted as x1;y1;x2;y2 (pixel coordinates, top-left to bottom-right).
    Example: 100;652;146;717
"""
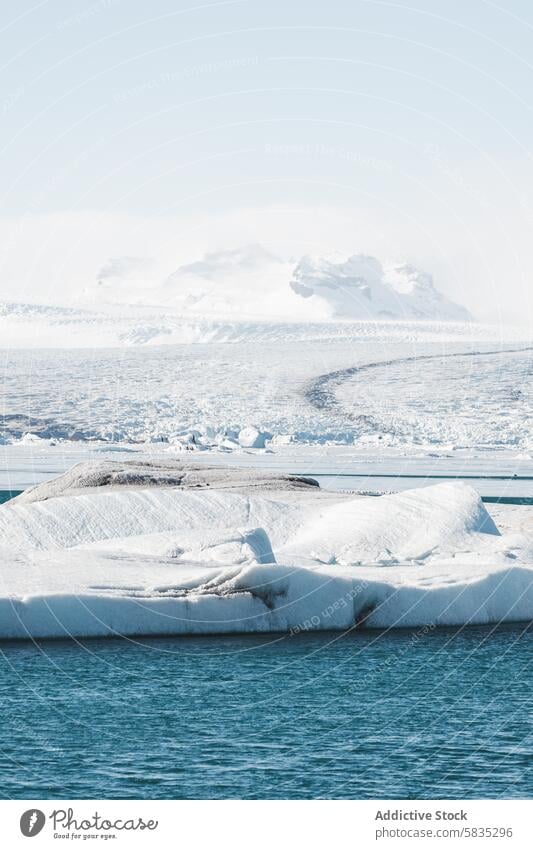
0;462;531;639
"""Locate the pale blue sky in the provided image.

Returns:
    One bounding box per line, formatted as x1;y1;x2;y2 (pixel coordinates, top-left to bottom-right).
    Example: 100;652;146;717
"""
1;0;533;323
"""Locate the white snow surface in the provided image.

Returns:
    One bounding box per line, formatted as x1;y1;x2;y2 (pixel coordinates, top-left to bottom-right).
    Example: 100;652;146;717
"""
0;466;531;639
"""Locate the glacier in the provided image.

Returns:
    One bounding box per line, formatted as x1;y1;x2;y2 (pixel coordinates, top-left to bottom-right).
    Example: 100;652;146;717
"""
0;461;531;640
1;324;531;454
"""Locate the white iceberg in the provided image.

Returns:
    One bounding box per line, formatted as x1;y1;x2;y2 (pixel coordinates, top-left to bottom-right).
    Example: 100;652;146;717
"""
238;426;271;449
0;462;531;640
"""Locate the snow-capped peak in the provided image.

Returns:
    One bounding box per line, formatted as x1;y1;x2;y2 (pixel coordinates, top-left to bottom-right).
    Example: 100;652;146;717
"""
289;253;472;321
77;244;472;322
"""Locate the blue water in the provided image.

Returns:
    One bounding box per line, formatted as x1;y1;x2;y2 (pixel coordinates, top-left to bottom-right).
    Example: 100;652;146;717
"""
0;625;531;799
0;491;21;504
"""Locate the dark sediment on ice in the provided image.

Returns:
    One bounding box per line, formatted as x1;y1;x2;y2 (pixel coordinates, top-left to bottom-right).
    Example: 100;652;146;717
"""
12;459;319;505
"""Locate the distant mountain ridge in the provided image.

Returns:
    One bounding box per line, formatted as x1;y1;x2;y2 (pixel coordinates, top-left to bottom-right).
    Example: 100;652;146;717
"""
88;244;472;322
157;245;472;321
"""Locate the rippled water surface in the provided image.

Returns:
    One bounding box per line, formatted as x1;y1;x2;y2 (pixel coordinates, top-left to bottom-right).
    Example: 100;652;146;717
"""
0;625;531;799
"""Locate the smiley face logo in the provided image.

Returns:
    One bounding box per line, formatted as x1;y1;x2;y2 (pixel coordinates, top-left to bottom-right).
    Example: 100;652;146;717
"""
20;810;46;837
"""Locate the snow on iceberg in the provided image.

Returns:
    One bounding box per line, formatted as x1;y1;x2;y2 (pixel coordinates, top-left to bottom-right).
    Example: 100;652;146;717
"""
279;481;499;564
0;463;531;639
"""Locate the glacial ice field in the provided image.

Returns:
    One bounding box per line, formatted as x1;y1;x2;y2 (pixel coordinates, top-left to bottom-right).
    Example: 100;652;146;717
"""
0;320;531;456
0;460;532;639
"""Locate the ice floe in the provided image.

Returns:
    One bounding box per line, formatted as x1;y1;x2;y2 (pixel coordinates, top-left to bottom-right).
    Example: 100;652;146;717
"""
0;462;531;639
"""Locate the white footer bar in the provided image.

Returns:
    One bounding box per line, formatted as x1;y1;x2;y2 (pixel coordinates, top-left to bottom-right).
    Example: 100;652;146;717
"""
2;799;531;848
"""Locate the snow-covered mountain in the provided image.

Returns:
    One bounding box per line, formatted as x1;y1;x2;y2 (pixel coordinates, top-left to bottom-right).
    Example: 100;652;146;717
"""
0;246;476;347
79;244;472;323
290;254;472;322
159;244;305;320
157;246;471;321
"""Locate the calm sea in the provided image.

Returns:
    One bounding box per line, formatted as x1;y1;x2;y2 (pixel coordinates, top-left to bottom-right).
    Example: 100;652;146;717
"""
0;626;531;799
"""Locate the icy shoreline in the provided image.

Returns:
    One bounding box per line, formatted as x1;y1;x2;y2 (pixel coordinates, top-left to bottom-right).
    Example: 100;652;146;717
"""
0;460;531;640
